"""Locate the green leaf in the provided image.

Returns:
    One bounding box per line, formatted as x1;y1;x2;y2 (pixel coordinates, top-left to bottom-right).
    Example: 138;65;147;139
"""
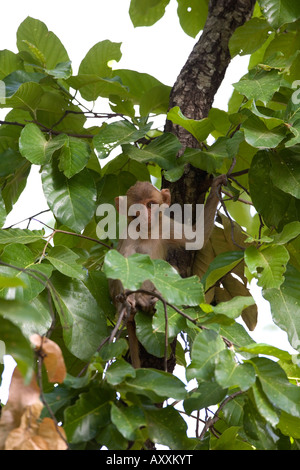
201;251;244;291
252;356;300;418
135;311;166;357
45;61;72;79
58;136;91;178
2;81;43;112
46;245;85;280
177;0;208;37
41;161;96;233
245;245;289;289
187;329;225;381
145;406;192;450
112;69;166;103
0;317;33;382
251;380;280;427
213;295;255;320
258;0;300;29
17;17;69;69
229;17;270;57
139;84;171;116
79;40;122;77
122;368;187;401
233;69;282;104
249;151;291;227
152;259;204;306
0;228;44;244
277;411;300;438
271;221;300;244
210;426;253;450
51;272;108;360
103;251;154;291
129;0;170;27
105;358;136;386
0;243;53;302
64;388;112;443
167;106;214;141
184;382;227;415
111;403;145;441
3;70;45;98
263;265;300;353
270;149;300;199
67;74;129;102
19;123;48;165
215;349;256;391
93;121;151;159
0;275;26;288
0;49;24;80
122;133;181;170
242;114;286;148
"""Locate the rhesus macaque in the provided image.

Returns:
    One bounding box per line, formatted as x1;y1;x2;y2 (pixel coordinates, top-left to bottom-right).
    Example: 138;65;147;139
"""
109;175;227;368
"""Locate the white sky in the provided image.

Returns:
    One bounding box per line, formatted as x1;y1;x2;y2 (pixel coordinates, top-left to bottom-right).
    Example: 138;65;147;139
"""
0;0;296;404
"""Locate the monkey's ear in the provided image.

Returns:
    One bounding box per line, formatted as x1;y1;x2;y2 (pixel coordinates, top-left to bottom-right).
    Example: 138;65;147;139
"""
161;188;171;206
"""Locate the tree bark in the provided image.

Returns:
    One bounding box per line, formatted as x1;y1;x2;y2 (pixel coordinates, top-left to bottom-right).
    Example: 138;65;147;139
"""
163;0;256;277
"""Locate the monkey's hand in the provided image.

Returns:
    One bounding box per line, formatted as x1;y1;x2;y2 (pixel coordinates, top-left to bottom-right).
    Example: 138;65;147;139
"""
135;280;158;313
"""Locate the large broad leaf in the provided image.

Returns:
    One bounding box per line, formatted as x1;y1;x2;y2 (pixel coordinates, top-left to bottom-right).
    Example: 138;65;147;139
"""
0;317;33;382
112;69;165;103
103;250;154;291
263;265;300;352
187;329;225;381
0;228;44;244
46;245;86;280
229;17;270;57
122;133;181;170
270;149;300;199
58;136;91;178
17;16;69;68
51;272;108;361
67;74;129;102
201;251;244;292
19;123;48;165
252;356;300;418
242;114;286;148
258;0;300;29
152;259;204;306
249;151;291;227
233;69;282;105
79;40;122;77
0;243;53;302
167;107;214;142
129;0;170;27
41;161;96;233
245;245;290;289
184;382;227;415
64;388;113;444
145;406;192;450
111;403;146;441
0;50;24;80
215;349;256;391
104;250;203;306
1;81;43;112
121;368;187;401
93;121;151;159
177;0;208;37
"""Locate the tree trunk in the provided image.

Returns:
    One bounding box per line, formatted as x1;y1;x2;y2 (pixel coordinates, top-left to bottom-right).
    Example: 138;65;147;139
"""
163;0;256;277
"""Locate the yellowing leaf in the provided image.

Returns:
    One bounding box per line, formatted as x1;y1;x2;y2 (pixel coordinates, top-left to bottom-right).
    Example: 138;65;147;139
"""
30;334;67;383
